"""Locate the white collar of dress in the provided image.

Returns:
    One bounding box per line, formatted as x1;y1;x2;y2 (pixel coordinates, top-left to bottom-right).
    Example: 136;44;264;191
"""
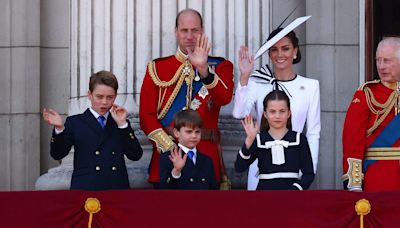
256;132;300;149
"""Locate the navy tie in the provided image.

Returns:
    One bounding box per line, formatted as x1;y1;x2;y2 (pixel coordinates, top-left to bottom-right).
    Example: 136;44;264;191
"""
98;116;106;128
187;150;195;164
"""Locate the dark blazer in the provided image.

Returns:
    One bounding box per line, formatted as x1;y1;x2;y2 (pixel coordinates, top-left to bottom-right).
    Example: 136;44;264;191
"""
50;109;143;190
235;131;314;190
159;148;218;190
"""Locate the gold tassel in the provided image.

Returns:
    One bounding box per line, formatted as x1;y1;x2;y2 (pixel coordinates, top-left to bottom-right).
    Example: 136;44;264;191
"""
85;198;101;228
219;175;231;190
355;198;371;228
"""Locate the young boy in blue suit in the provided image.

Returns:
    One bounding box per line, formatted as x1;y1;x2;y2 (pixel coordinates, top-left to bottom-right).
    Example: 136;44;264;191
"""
159;109;218;190
43;71;143;190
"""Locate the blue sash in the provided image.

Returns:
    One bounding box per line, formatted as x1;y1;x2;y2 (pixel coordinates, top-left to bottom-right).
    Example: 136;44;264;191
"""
160;80;202;127
160;57;224;127
364;114;400;172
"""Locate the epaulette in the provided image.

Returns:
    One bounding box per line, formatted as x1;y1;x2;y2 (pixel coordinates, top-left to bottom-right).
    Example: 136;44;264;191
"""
208;56;226;66
146;55;184;88
357;79;380;91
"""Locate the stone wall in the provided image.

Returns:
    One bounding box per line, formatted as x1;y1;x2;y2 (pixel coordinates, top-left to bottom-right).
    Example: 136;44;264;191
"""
0;0;41;190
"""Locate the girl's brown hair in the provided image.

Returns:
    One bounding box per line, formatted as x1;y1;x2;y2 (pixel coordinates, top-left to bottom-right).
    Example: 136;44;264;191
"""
260;90;292;132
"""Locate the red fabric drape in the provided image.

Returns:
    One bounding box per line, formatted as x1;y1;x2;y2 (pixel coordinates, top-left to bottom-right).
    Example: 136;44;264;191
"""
0;190;398;227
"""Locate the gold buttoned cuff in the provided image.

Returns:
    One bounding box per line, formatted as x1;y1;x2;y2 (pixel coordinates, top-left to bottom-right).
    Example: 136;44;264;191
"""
148;128;175;153
342;158;363;189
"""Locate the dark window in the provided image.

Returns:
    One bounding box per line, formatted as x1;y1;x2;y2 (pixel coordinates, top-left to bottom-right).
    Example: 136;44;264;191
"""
366;0;400;80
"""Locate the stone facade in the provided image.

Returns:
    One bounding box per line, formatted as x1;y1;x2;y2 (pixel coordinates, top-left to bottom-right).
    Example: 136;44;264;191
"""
1;0;362;190
0;0;41;190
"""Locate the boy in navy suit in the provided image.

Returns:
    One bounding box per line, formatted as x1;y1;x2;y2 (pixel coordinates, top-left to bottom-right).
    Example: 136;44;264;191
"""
160;109;218;190
43;71;143;190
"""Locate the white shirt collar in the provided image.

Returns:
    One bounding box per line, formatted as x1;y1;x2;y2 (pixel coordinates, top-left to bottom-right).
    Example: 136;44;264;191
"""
89;107;110;120
178;144;197;164
178;143;197;155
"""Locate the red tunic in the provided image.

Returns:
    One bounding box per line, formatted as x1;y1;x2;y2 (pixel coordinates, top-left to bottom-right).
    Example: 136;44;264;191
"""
139;50;234;183
342;81;400;192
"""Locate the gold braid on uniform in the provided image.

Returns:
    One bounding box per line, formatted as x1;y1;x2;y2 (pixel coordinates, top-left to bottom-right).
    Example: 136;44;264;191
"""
148;61;185;120
147;59;195;120
342;158;363;190
148;61;183;87
148;128;175;153
157;71;186;120
364;87;399;136
204;69;227;90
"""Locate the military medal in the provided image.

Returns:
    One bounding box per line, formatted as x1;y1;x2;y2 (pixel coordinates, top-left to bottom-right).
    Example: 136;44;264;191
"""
198;86;209;99
190;98;201;110
194;70;200;81
183;63;191;76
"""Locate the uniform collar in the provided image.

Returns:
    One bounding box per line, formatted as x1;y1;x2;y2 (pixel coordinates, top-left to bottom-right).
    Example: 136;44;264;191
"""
381;80;397;90
175;47;188;63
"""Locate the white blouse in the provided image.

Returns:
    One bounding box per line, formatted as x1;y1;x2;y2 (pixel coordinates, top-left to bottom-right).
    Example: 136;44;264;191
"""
233;75;321;190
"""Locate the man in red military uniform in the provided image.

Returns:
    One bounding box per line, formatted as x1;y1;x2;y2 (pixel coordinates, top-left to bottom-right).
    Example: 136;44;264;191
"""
139;8;234;188
342;37;400;192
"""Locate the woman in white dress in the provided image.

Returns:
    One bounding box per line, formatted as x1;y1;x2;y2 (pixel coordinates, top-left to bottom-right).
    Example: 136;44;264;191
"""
232;29;321;190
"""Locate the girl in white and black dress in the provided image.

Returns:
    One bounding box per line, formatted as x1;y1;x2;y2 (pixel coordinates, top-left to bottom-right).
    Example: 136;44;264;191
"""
233;29;320;190
235;90;314;190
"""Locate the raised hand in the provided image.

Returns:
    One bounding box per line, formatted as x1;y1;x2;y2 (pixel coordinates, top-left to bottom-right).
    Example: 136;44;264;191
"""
110;104;128;127
43;108;64;131
241;114;258;148
238;46;254;86
187;33;211;77
169;146;187;175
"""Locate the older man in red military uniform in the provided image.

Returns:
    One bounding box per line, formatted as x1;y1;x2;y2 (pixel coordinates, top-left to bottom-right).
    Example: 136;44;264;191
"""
342;37;400;192
139;8;234;188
